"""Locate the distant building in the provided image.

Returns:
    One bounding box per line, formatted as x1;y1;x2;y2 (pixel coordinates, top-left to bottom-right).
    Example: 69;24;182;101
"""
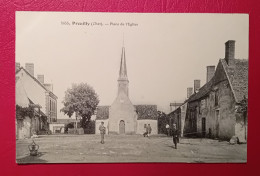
184;40;248;142
25;63;34;77
170;102;183;112
16;65;58;139
167;103;187;137
95;47;158;135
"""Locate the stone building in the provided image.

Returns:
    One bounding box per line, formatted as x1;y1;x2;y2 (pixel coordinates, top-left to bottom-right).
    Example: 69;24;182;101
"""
16;64;58;139
95;47;158;135
184;40;248;142
167;102;187;137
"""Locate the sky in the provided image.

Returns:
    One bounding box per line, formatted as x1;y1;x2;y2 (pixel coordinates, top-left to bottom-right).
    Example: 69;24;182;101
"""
16;12;249;117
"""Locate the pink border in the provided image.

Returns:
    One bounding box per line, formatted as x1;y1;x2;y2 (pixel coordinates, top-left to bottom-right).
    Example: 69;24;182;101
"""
0;0;259;175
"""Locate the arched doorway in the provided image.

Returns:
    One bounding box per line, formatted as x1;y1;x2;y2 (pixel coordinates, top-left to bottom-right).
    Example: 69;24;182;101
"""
119;120;125;134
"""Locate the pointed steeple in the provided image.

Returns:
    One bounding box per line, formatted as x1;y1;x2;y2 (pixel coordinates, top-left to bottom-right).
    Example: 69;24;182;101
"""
118;47;128;80
117;46;129;96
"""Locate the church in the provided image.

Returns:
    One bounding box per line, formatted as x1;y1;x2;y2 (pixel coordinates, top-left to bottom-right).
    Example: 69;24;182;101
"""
95;47;158;135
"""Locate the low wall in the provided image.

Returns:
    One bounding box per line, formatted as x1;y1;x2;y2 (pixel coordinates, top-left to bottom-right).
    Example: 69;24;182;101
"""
136;120;158;135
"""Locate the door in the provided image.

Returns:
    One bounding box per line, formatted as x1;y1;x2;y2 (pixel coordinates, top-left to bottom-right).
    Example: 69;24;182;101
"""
202;118;206;138
216;110;220;138
119;120;125;134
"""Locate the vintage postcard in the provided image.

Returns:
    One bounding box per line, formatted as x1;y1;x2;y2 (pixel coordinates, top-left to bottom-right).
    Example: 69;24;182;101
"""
15;12;248;163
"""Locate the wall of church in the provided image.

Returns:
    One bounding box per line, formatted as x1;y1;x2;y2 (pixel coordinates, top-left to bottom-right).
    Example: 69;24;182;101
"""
136;120;158;135
109;93;137;134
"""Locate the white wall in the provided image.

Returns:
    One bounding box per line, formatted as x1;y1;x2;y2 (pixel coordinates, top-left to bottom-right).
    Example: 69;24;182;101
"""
49;123;65;134
16;69;47;114
137;120;158;135
16;117;31;139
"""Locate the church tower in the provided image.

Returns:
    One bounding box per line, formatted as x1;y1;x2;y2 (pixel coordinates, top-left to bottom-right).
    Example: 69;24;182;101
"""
118;47;129;96
108;46;137;134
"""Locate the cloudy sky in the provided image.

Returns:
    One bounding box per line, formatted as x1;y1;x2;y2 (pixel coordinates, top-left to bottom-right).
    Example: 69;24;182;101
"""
16;12;248;117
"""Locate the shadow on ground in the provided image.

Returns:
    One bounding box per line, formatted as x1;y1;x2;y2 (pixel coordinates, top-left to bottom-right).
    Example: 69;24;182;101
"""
17;152;47;164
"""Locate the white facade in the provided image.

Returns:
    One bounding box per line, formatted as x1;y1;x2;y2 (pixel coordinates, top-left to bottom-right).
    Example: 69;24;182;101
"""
49;123;65;134
16;68;57;122
136;120;158;135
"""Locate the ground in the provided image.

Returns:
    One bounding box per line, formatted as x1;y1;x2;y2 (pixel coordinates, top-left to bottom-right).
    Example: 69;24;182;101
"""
16;134;247;163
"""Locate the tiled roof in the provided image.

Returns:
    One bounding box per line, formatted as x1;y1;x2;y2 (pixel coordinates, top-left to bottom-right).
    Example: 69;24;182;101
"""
221;59;248;102
135;105;158;120
187;58;248;103
188;77;214;103
96;106;110;120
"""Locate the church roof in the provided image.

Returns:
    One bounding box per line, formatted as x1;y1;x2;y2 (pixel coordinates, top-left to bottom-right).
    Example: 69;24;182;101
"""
135;105;158;120
95;105;158;120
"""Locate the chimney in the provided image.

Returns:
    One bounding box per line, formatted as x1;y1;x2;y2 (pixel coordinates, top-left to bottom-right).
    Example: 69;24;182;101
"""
225;40;235;65
194;80;200;93
15;62;20;72
37;75;44;84
25;63;34;77
206;66;215;83
187;87;193;98
44;83;53;92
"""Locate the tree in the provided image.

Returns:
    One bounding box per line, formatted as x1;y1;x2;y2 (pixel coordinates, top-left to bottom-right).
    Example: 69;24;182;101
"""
61;83;99;129
157;110;168;134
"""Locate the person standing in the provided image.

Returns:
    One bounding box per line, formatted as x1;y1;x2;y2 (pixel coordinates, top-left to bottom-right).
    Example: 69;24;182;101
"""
172;124;178;149
147;124;152;137
166;123;170;136
99;122;106;144
143;124;148;137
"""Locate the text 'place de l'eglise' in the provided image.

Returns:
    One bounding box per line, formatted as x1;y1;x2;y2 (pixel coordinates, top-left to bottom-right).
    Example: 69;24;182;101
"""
16;40;248;145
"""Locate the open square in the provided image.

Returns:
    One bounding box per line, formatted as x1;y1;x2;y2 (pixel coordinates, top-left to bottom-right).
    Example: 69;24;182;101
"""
16;135;246;163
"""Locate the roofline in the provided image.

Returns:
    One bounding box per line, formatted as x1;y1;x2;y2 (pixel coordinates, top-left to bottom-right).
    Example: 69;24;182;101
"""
16;67;58;99
219;59;238;103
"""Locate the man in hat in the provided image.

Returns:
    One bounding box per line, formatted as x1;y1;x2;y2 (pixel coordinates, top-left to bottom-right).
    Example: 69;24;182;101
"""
99;122;106;144
172;123;178;149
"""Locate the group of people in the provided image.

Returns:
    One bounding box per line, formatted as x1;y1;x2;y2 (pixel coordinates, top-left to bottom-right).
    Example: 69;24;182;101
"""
98;121;179;149
143;124;152;137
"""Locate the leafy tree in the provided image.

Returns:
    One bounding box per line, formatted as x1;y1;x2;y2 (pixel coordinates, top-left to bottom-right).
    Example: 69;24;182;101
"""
61;83;99;129
157;110;168;134
16;105;34;119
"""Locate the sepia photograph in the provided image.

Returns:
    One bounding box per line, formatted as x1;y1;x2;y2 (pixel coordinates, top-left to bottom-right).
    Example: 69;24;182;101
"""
15;12;248;163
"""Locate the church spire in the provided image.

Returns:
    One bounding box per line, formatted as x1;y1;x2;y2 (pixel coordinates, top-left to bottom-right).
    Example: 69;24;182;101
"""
118;46;129;96
118;47;128;80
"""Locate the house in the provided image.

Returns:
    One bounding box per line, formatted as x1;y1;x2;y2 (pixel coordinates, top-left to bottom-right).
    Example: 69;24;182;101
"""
16;64;58;139
184;40;248;142
167;102;187;137
95;47;158;135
